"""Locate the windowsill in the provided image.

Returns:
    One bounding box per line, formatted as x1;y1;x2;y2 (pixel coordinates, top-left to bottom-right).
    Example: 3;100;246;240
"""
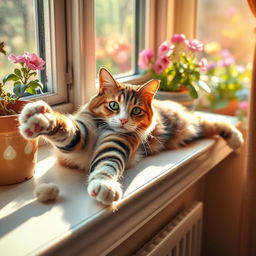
0;113;240;256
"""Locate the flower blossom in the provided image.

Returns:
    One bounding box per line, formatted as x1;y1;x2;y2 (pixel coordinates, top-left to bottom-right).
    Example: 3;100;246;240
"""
199;58;207;72
171;34;186;44
138;49;154;69
158;41;175;56
153;59;166;74
239;101;249;111
8;52;45;70
218;57;235;67
8;53;27;64
186;39;204;52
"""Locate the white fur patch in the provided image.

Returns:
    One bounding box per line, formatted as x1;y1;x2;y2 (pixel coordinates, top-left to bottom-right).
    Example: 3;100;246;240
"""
34;183;60;203
87;179;122;205
19;101;55;139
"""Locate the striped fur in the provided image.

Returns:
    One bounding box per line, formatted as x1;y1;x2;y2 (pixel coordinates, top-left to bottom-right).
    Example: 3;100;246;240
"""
19;68;244;205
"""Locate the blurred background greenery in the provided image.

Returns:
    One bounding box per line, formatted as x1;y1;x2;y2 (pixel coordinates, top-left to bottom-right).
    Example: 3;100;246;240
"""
0;0;36;79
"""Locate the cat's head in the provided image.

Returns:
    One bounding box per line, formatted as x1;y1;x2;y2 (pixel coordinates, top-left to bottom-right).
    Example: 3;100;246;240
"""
88;68;159;134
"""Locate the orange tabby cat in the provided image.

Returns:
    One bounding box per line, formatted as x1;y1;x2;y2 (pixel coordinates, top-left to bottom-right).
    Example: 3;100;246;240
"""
19;68;244;205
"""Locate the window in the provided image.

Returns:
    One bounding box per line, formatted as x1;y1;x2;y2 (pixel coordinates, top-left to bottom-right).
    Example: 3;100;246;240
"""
95;0;146;78
0;0;68;106
196;0;254;114
0;0;37;82
197;0;254;65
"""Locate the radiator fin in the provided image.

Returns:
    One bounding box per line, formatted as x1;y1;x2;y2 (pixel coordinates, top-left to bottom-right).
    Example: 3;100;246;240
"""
135;201;203;256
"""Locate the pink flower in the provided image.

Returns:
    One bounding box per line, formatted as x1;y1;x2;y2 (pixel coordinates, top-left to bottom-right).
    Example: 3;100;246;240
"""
221;49;231;58
218;57;235;67
153;59;165;74
186;39;204;52
158;41;174;56
8;53;27;64
199;57;207;72
8;52;45;70
138;49;154;69
239;101;249;111
171;34;186;43
207;62;217;70
24;52;45;70
159;55;170;67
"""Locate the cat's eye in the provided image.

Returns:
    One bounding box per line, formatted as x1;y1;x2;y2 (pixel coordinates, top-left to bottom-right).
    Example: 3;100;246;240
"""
109;101;119;111
131;107;142;115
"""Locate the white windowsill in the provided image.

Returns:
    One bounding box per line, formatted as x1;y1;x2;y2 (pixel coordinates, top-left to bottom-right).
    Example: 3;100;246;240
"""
0;113;239;256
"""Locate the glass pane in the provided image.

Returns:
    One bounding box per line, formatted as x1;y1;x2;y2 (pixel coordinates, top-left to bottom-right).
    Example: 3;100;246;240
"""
197;0;254;65
95;0;136;76
0;0;36;79
197;0;254;114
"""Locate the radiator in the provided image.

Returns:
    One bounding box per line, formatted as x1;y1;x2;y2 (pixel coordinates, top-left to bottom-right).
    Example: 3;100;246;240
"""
135;201;203;256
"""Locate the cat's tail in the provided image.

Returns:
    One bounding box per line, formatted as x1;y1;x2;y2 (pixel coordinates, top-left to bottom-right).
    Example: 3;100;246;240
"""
198;117;244;150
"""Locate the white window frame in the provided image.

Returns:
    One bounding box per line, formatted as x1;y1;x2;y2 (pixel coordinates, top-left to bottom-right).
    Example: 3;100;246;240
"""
65;0;197;110
25;0;71;111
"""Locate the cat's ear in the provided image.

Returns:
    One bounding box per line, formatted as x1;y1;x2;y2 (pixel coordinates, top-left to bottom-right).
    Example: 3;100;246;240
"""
138;79;160;99
98;68;119;94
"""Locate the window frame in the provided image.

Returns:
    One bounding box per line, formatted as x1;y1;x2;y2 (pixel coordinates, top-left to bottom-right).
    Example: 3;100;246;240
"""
65;0;198;109
25;0;70;109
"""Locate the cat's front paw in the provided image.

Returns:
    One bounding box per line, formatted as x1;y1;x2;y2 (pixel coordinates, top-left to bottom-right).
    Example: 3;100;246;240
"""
87;179;122;205
226;129;244;149
19;100;56;139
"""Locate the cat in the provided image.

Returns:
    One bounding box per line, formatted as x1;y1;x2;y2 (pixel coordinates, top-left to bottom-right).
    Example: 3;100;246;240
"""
19;68;244;205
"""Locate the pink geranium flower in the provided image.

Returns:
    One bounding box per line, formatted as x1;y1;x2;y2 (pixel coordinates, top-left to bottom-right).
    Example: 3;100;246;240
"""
8;52;45;70
171;34;186;44
24;52;45;70
138;49;154;69
199;58;207;72
8;53;27;64
153;59;165;74
218;57;235;67
186;39;204;52
158;41;175;56
239;101;249;111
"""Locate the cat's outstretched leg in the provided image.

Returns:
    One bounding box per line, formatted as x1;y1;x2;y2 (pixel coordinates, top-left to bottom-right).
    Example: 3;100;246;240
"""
87;133;138;205
19;100;88;153
199;118;244;149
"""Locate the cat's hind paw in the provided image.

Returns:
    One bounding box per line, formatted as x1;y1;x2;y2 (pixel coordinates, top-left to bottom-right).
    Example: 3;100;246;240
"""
19;101;56;139
226;129;244;150
87;179;122;205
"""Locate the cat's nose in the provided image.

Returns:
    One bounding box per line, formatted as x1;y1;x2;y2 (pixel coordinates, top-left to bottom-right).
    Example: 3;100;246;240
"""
120;118;128;125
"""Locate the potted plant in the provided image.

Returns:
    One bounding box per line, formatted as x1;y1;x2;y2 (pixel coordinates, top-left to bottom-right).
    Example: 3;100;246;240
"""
204;48;250;115
138;34;210;109
0;42;45;185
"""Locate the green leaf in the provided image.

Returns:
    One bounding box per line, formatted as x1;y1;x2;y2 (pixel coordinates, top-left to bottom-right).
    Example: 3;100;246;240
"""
30;72;37;77
13;84;27;97
212;99;229;110
187;84;198;99
3;73;19;84
26;87;37;95
171;72;181;90
14;81;21;86
14;68;22;77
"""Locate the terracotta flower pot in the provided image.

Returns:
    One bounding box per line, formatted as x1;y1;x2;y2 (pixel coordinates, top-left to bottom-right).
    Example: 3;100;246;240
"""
213;99;239;116
155;90;196;110
0;100;38;185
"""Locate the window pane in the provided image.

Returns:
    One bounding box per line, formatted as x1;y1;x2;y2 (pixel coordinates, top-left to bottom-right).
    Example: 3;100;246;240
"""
197;0;254;114
197;0;255;65
0;0;37;78
95;0;136;76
